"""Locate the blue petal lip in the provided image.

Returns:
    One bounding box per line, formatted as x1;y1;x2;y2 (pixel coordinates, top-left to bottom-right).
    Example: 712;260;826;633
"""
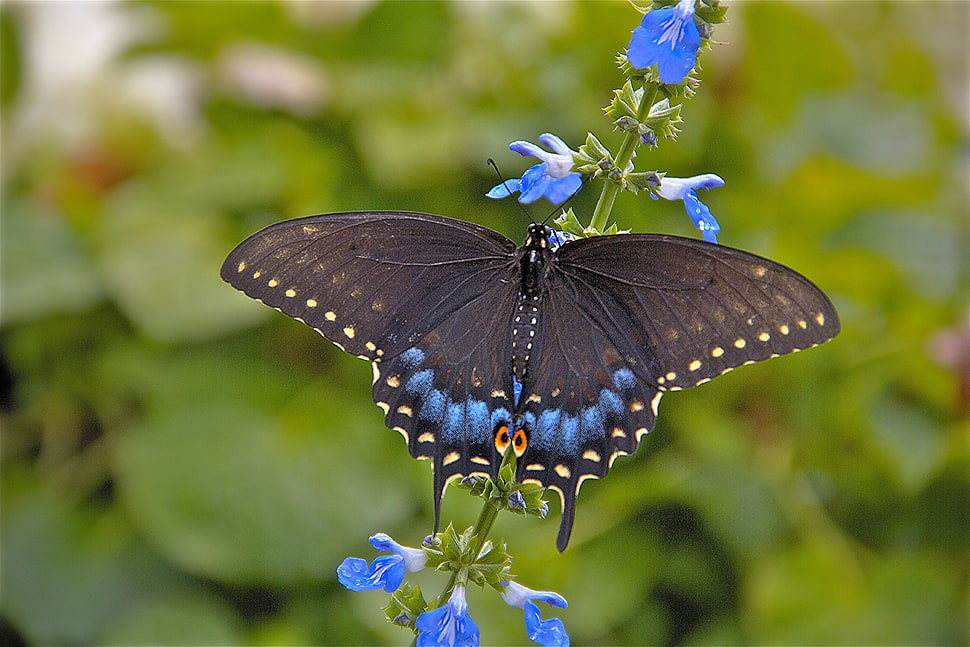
336;554;405;592
524;601;570;647
486;179;519;199
543;173;582;204
682;190;720;243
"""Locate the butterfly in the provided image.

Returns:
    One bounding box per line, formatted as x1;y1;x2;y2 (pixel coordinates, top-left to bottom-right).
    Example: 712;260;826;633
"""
221;211;840;551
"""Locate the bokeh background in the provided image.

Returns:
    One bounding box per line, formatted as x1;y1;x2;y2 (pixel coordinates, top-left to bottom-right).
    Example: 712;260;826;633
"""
2;1;967;645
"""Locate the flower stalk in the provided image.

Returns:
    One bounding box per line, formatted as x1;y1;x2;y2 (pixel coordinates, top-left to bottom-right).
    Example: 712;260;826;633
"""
590;84;658;233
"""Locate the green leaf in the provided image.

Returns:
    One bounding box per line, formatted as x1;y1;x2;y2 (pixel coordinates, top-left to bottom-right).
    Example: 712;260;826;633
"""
113;398;412;586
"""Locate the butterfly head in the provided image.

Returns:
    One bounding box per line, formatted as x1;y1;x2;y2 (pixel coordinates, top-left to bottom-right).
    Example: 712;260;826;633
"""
524;223;554;250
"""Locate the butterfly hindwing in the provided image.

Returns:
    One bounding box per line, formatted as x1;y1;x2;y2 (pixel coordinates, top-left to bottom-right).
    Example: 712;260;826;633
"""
513;275;662;551
371;277;521;524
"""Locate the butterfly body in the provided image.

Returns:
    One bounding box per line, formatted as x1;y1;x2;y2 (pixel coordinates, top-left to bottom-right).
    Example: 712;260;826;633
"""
222;212;839;550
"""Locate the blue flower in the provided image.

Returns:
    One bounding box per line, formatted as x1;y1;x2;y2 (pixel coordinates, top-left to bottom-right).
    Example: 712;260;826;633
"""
654;173;724;243
501;581;569;647
336;532;427;593
487;134;582;205
416;585;480;647
627;0;701;85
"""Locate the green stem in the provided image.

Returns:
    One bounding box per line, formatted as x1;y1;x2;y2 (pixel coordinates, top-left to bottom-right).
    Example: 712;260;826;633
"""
430;489;503;610
589;84;659;232
469;492;503;559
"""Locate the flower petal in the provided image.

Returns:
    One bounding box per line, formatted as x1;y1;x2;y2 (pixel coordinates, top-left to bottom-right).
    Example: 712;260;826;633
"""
336;554;406;593
502;581;568;609
368;532;428;572
416;586;480;647
682;190;720;243
486;178;520;199
518;164;552;204
537;133;573;157
656;173;724;201
627;0;701;84
523;601;570;647
509;140;547;159
628;7;676;68
491;134;582;204
542;173;583;204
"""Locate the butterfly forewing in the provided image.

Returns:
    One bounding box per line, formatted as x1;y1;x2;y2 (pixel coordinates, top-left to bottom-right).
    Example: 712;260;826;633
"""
221;212;516;361
554;234;841;391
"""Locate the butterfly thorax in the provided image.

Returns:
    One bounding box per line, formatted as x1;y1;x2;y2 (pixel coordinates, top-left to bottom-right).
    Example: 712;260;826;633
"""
518;224;555;297
511;225;554;383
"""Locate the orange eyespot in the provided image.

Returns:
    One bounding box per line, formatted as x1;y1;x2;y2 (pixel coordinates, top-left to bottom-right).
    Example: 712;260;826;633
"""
512;429;528;456
495;425;528;456
494;425;511;453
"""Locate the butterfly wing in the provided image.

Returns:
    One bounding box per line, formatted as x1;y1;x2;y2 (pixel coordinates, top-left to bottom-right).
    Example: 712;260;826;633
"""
221;211;521;528
517;233;839;551
371;278;521;525
513;277;663;551
221;211;516;361
555;233;841;390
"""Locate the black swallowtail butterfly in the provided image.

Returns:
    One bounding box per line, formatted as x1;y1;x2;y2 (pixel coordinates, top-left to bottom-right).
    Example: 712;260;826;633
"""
221;212;839;551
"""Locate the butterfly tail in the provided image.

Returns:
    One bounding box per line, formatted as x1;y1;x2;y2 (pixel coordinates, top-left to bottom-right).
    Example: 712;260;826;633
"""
556;491;578;553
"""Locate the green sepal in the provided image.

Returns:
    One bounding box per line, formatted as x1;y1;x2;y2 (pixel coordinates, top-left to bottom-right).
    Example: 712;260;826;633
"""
573;132;614;174
697;0;728;25
604;80;642;123
422;523;465;573
604;81;684;142
383;582;427;629
554;208;630;237
468;539;514;591
452;474;489;497
517;482;549;519
554;208;589;238
497;444;517;488
625;171;663;196
631;0;727;25
419;522;513;593
644;98;683;140
451;444;551;520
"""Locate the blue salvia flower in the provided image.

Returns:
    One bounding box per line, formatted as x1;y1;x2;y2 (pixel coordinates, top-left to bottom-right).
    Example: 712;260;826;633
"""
487;133;582;205
627;0;701;85
654;173;724;243
415;585;480;647
501;580;570;647
336;532;427;593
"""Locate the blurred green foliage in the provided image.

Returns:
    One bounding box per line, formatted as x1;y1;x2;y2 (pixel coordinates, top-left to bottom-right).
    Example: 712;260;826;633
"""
1;1;967;645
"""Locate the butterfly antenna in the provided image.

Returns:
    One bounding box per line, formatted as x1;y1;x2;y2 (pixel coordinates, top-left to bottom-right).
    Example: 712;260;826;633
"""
487;158;534;223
